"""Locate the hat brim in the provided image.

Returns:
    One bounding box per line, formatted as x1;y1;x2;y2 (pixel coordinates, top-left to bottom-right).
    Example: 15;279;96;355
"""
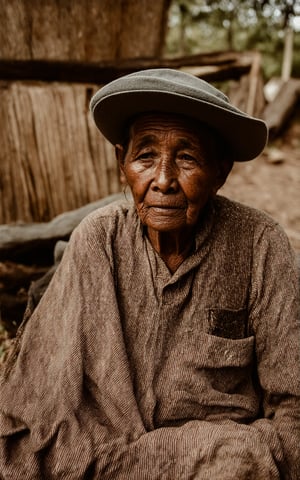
91;74;268;162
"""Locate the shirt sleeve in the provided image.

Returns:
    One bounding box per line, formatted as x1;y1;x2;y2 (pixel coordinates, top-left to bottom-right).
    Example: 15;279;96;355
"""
248;221;300;479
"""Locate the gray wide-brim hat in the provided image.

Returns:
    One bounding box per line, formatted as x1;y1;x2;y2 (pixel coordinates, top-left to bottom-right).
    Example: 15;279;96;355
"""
90;68;268;162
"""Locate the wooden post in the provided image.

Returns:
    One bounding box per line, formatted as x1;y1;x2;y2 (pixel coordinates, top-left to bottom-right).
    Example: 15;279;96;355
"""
246;52;261;117
281;26;294;82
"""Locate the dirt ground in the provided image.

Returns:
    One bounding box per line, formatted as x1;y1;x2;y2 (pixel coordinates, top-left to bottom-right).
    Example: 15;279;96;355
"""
220;115;300;253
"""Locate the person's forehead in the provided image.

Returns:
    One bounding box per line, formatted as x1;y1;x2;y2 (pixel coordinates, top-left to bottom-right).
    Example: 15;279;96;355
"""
129;112;216;141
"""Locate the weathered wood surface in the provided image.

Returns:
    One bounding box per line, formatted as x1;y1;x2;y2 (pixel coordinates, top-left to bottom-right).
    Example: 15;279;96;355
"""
245;52;264;117
0;0;169;226
263;79;300;138
0;82;122;224
0;51;256;83
180;52;266;116
0;193;126;262
0;261;49;334
0;193;127;332
228;72;266;118
179;57;251;83
0;0;170;62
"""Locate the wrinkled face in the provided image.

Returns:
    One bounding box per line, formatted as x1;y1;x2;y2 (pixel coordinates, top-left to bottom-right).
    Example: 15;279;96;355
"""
117;113;226;234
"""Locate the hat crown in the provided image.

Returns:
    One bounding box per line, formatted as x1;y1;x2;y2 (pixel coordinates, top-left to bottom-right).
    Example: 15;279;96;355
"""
90;67;268;162
125;68;229;103
91;68;230;112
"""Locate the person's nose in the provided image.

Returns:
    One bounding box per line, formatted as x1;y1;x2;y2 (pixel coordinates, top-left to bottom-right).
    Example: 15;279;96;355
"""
151;157;178;193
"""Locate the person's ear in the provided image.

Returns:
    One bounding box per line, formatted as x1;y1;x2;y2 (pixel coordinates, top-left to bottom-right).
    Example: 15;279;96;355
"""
212;157;233;194
115;144;127;185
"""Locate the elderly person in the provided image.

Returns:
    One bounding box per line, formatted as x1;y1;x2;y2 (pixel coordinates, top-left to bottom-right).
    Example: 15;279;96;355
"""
1;69;299;479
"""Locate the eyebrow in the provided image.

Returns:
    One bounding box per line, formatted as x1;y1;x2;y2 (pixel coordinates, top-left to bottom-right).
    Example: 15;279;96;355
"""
133;135;158;150
175;138;198;150
134;136;199;149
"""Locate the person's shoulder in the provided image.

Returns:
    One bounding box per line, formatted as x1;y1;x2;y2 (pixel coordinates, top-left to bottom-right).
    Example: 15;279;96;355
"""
215;194;279;230
74;197;136;239
85;197;134;221
214;195;294;255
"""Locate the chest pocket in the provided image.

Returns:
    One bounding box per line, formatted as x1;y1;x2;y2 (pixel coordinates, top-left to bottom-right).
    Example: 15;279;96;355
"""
207;307;249;340
154;307;256;426
201;307;253;370
197;308;254;400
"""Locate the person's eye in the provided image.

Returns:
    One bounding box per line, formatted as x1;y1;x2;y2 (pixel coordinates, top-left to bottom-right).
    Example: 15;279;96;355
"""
177;151;207;168
179;153;196;161
177;152;199;165
135;150;156;162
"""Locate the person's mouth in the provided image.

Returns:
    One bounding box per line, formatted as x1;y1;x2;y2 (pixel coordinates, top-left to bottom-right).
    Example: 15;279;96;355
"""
149;204;186;212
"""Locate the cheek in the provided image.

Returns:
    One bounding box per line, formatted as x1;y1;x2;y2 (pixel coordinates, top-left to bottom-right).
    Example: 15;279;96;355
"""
123;168;149;204
183;173;216;222
184;171;216;202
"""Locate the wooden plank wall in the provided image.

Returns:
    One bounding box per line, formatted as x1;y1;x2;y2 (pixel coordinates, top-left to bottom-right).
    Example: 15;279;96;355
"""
0;82;119;223
0;0;170;62
0;0;171;224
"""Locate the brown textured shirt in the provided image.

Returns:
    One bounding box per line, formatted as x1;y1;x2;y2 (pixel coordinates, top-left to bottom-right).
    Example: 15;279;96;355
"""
1;195;299;479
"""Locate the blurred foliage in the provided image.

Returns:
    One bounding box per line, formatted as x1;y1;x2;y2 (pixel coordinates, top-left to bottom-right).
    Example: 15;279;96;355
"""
164;0;300;79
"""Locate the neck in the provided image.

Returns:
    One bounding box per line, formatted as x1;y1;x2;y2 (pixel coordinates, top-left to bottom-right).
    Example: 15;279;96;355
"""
147;227;194;273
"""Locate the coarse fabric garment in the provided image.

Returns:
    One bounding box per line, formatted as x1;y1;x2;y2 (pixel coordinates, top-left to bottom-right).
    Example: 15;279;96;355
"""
0;195;299;479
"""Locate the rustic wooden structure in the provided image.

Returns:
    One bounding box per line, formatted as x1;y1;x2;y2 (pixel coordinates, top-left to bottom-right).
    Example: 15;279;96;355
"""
0;193;125;263
263;78;300;138
0;0;171;224
0;82;120;223
0;0;170;62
